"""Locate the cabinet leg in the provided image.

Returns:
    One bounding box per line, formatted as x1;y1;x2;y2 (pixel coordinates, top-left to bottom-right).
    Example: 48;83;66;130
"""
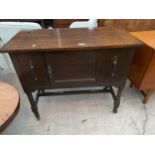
41;89;45;94
143;90;153;104
113;85;124;113
130;82;133;88
27;92;40;120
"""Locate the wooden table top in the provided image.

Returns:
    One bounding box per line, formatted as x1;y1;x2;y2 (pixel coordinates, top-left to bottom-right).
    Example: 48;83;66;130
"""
130;30;155;50
1;27;142;53
0;81;19;131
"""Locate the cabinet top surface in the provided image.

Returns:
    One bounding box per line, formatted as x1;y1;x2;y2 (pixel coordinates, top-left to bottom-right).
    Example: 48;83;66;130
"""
1;27;142;52
130;30;155;49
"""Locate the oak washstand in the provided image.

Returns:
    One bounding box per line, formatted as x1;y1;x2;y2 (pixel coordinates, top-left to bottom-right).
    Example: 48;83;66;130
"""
1;27;141;120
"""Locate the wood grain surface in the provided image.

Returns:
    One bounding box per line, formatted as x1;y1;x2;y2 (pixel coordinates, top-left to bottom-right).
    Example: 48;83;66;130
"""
1;27;142;53
129;30;155;103
101;19;155;32
130;30;155;50
0;81;19;127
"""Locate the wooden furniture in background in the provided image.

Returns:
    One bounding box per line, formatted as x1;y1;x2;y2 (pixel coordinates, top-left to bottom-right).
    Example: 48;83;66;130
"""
1;27;141;120
129;30;155;103
53;19;88;28
0;81;20;133
98;19;155;31
53;19;155;30
0;19;87;28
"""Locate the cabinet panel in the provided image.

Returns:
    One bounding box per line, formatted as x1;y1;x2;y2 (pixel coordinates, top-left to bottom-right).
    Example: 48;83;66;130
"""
45;51;97;88
141;52;155;90
97;48;134;84
10;49;133;90
10;53;50;89
45;49;133;88
128;46;153;89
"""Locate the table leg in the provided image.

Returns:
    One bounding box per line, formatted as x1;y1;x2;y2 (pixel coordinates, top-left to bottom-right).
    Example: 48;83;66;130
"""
113;85;125;113
143;90;153;104
130;82;133;88
27;92;40;120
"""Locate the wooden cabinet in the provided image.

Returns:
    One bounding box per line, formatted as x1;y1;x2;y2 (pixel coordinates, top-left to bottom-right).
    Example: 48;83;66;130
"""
10;49;134;91
1;27;141;120
129;30;155;103
53;19;155;30
53;19;88;28
99;19;155;31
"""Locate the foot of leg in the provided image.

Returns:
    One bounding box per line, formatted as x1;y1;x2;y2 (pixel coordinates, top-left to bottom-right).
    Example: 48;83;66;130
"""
113;106;118;113
31;106;40;120
113;85;124;113
27;91;40;120
130;82;133;88
143;90;153;104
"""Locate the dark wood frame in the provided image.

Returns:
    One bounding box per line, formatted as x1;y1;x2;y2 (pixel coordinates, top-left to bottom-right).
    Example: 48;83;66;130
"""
1;27;142;120
25;86;124;120
9;48;133;120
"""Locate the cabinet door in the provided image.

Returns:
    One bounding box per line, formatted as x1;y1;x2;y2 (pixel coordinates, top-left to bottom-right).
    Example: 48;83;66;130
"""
45;51;98;88
97;48;134;85
10;53;50;89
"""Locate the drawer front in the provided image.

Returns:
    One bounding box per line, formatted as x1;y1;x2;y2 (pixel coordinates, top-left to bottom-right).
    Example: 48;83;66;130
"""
45;51;98;88
10;53;50;89
96;48;134;84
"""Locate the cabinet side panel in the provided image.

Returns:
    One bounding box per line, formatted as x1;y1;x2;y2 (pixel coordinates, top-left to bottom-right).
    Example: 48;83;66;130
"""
98;48;134;86
141;51;155;90
9;52;50;91
128;45;153;89
9;53;26;90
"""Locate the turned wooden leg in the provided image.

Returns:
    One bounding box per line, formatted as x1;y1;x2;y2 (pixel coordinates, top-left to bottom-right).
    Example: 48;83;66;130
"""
27;92;40;120
143;90;153;104
113;85;125;113
40;89;45;94
102;86;110;91
130;82;133;88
